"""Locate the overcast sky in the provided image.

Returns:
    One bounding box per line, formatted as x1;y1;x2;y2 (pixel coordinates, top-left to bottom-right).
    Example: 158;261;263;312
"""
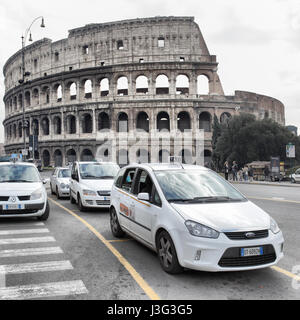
1;0;299;144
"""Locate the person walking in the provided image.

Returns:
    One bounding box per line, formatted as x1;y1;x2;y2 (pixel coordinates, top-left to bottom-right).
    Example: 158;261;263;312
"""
224;161;229;181
248;166;254;182
264;165;270;181
232;161;238;182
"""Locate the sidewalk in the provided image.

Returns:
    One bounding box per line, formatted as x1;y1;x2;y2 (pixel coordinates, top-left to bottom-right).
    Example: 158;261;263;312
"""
231;180;300;188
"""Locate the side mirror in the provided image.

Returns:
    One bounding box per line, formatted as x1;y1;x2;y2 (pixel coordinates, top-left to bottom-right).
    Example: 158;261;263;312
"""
137;193;150;202
71;173;77;181
42;179;48;185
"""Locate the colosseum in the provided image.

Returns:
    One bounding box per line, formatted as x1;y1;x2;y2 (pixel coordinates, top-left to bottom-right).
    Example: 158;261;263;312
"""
2;16;285;167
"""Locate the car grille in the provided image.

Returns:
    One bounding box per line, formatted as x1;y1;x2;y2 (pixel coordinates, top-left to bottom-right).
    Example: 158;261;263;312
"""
96;200;110;205
0;196;9;201
97;191;111;197
225;230;269;240
218;245;276;268
18;196;31;201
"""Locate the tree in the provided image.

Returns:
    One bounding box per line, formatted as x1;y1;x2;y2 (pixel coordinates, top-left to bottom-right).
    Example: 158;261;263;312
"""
213;113;300;168
211;114;223;170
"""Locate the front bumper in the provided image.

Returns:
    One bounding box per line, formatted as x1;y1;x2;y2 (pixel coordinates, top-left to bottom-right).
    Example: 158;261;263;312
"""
58;187;70;197
173;229;284;272
0;202;46;218
82;195;110;208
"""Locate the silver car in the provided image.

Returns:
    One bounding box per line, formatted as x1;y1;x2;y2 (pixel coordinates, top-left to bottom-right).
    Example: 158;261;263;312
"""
50;167;71;199
290;168;300;183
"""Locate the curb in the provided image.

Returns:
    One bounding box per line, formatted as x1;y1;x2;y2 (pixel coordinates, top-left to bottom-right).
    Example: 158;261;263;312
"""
231;181;300;188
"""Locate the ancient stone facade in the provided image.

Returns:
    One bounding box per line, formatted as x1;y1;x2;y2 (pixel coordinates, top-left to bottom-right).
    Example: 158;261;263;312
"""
2;16;285;167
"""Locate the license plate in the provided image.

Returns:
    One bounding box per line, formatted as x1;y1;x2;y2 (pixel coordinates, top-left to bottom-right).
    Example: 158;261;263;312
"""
4;204;25;211
102;197;111;201
241;247;263;257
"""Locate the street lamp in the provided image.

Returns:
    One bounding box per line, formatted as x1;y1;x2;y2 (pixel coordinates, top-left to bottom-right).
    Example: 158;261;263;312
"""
20;16;45;157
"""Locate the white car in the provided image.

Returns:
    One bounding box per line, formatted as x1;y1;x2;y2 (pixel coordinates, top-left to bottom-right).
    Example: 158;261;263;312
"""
50;167;71;199
0;162;49;220
70;161;120;211
290;168;300;183
110;163;284;274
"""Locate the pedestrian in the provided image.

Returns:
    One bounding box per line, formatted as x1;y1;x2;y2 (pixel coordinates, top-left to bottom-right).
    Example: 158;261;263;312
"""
264;165;270;181
232;161;238;181
243;166;249;182
248;166;254;182
224;161;229;180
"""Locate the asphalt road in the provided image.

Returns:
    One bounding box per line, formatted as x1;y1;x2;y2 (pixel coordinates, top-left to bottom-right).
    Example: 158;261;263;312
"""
0;178;299;300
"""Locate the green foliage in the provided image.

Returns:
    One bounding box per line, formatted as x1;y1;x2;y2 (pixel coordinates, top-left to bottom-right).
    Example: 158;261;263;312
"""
213;113;300;168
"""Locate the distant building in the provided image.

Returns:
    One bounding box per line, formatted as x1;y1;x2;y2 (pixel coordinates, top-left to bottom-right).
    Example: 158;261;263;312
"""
0;143;5;156
286;125;298;136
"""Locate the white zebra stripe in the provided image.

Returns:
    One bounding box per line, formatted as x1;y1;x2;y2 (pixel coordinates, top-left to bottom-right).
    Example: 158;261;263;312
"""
0;247;63;258
0;229;49;236
0;260;73;275
0;280;88;300
0;237;55;245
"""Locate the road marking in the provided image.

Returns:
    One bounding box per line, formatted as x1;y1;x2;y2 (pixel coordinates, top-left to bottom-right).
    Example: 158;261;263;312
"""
0;222;45;228
107;239;133;243
0;237;56;245
0;229;50;236
271;266;300;282
0;247;63;258
0;280;88;300
49;198;160;300
0;260;73;275
249;196;300;204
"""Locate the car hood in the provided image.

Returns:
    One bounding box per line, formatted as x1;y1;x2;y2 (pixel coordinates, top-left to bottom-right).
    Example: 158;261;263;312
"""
80;179;114;191
0;182;43;196
171;200;271;232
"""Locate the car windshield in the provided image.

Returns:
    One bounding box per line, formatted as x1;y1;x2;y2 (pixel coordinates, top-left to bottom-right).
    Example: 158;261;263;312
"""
79;163;119;180
155;169;246;203
58;169;71;178
0;165;41;183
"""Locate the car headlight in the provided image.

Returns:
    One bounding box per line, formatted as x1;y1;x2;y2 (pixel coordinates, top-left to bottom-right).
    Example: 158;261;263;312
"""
270;217;280;234
60;183;69;189
31;188;44;200
83;189;97;196
185;220;220;239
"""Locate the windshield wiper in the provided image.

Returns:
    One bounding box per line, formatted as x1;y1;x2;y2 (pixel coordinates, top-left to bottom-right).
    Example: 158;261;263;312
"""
0;180;34;183
168;199;194;203
192;196;243;203
100;176;114;179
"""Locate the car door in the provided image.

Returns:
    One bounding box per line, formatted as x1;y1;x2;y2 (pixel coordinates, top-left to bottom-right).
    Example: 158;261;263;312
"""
70;163;79;201
118;168;137;232
50;169;58;190
130;169;160;245
295;169;300;182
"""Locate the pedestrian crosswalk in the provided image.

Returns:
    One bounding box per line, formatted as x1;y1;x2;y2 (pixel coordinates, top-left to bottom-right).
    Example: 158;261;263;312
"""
0;222;88;300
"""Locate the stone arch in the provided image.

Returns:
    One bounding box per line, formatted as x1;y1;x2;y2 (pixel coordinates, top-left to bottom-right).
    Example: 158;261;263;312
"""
53;116;62;135
32;119;39;136
41;117;50;136
136;75;149;94
176;74;189;95
69;82;77;100
118;112;129;133
197;74;210;95
157;111;170;132
84;79;92;98
42;150;51;167
53;149;63;167
136;149;150;163
66;149;77;164
66;115;76;134
80;149;94;161
199;112;212;132
179;149;193;164
156;74;169;94
100;78;109;96
32;88;39;105
159;149;170;163
41;86;50;104
81;113;93;134
18;122;22;138
13;123;17;139
117;149;129;167
98;112;110;131
54;84;63;102
177;111;191;132
220;112;232;124
18;94;23;109
117;76;129;96
25;91;31;107
136;111;149;132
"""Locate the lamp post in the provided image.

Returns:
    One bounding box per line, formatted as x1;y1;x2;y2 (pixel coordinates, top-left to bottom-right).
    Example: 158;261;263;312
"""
20;16;45;158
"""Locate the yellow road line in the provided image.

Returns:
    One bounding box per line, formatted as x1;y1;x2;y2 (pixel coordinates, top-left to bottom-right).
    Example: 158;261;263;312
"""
107;239;133;243
49;198;160;300
248;196;300;204
271;266;300;282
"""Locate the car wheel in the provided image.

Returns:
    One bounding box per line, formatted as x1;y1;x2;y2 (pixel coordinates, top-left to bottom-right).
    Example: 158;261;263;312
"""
110;207;125;238
56;187;61;200
291;178;296;184
156;231;183;274
50;184;55;195
78;194;86;212
37;201;50;221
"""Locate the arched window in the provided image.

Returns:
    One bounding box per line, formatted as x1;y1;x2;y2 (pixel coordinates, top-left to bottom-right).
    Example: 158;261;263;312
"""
137;112;149;132
82;114;93;134
117;149;129;167
176;75;189;95
13;124;17;139
118;113;129;133
220;112;232;124
54;149;63;167
157;112;170;132
53;116;62;135
159;149;170;163
18;122;22;138
56;85;62;102
33;89;39;106
177;112;191;132
18;94;23;109
204;150;212;165
136;75;148;94
41;117;50;136
199;112;212;132
197;75;209;95
25;92;31;107
100;78;109;96
81;149;94;161
117;76;128;96
67;115;76;134
98;112;110;131
32;119;39;136
42;86;50;104
84;80;92;98
136;149;150;163
42;150;51;167
70;83;77;100
156;75;169;94
67;149;77;164
179;149;193;164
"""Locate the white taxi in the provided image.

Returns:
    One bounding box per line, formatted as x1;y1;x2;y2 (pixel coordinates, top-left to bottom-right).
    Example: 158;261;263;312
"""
0;161;49;220
110;163;284;274
70;161;120;211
